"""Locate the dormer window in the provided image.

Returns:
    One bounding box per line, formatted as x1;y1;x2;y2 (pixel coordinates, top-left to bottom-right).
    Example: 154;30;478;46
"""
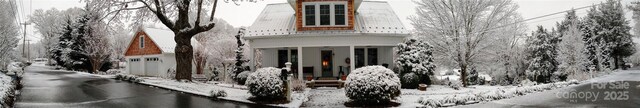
302;2;348;27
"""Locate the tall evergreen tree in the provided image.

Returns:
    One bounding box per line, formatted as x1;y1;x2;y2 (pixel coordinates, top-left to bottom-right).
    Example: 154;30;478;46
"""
556;9;588;81
582;0;636;71
526;26;559;83
581;6;608;71
597;0;635;69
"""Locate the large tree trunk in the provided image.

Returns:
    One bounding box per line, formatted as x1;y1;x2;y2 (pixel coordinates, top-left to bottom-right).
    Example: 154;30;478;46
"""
175;34;194;81
460;64;468;87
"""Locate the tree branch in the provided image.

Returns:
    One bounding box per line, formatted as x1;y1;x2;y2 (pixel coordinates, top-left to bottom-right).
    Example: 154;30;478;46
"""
210;0;218;21
195;0;204;26
138;0;175;29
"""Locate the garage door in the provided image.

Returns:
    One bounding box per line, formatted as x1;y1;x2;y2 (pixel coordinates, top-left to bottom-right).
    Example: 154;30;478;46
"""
128;58;142;75
145;57;160;76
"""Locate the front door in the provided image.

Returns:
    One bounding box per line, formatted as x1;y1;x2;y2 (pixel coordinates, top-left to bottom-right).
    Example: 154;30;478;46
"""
321;50;333;77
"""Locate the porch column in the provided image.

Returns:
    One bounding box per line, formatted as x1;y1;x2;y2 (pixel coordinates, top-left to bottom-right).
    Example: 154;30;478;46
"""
297;46;303;80
248;47;255;71
350;46;355;72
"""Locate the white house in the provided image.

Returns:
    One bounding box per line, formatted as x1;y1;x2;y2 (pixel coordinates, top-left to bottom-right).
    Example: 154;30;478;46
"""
124;27;199;77
245;0;409;80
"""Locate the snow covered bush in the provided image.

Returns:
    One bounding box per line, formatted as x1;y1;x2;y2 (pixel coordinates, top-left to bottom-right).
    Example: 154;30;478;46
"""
447;80;463;90
401;72;420;89
291;79;306;92
0;73;17;107
417;97;441;107
115;74;144;82
165;67;176;79
395;38;436;85
344;66;401;104
236;71;251;85
103;69;121;75
245;67;285;99
209;89;227;98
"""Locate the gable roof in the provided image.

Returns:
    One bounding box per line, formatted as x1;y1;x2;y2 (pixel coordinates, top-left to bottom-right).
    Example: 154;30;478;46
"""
133;27;199;54
245;1;408;38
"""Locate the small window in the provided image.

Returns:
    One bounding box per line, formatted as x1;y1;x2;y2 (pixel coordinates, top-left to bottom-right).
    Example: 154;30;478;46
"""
335;4;346;25
304;5;315;26
139;36;144;48
319;5;331;25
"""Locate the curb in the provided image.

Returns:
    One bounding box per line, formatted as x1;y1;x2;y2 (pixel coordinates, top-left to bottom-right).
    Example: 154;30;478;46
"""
115;78;280;108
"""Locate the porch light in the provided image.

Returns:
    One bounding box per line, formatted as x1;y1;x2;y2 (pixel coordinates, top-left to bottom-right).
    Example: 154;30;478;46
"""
322;60;329;68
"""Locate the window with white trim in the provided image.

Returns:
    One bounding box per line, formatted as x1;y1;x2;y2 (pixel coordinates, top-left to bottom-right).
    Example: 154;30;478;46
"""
139;36;145;48
130;58;140;62
302;2;348;27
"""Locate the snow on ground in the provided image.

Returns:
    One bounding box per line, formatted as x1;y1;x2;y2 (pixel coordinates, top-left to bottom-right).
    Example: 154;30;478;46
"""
301;85;514;107
137;77;309;108
0;72;15;107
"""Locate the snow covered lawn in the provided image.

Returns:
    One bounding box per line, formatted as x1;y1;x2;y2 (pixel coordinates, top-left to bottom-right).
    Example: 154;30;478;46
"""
302;81;578;107
135;77;310;108
302;85;515;107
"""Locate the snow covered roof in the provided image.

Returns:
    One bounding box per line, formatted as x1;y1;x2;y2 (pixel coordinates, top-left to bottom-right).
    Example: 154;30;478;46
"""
246;1;409;38
141;27;199;53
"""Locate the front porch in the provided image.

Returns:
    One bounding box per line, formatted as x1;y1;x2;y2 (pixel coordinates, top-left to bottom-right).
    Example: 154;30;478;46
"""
255;46;395;80
245;35;405;81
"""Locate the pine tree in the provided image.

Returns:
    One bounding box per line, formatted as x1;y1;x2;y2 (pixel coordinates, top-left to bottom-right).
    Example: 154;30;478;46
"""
581;6;605;71
598;0;636;69
526;26;559;83
582;0;636;71
233;28;248;83
395;38;437;85
556;9;588;81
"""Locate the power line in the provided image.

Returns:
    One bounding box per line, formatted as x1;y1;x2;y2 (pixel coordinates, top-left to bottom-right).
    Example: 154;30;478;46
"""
478;3;603;35
18;0;24;22
8;0;20;27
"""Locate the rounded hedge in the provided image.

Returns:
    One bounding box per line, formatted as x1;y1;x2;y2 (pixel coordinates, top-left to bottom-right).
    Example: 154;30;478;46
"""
236;71;252;85
345;66;401;104
245;67;285;99
401;73;420;89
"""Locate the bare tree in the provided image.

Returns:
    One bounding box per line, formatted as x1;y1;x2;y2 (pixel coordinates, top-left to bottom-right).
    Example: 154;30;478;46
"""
83;11;112;73
88;0;259;80
410;0;521;87
29;9;65;64
0;0;20;69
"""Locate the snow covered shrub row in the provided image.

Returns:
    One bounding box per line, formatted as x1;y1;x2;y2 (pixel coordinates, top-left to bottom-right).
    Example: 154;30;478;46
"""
209;89;227;98
417;80;579;107
236;71;252;85
344;66;401;104
115;74;144;82
0;73;16;107
245;67;285;99
102;69;121;75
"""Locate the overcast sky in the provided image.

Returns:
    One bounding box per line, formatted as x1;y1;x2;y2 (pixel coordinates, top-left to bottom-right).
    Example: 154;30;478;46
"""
13;0;636;43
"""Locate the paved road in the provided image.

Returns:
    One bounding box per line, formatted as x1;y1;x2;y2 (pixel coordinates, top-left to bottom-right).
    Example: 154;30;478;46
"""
460;68;640;108
15;66;263;108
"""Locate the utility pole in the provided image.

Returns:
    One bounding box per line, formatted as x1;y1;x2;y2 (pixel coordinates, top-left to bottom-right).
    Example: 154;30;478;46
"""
26;40;31;62
21;22;30;61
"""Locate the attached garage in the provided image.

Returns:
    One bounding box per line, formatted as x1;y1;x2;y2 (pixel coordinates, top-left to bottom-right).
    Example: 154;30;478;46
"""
124;27;198;77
